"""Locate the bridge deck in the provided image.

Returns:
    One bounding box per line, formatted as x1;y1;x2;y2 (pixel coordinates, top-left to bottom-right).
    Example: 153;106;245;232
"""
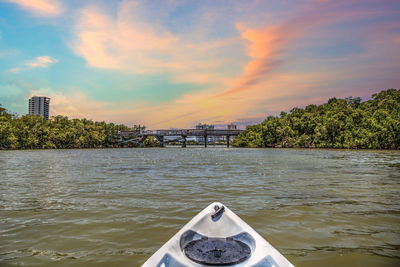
118;129;244;137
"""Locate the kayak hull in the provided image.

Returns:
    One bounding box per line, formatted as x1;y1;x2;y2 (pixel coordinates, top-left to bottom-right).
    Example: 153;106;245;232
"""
142;202;294;267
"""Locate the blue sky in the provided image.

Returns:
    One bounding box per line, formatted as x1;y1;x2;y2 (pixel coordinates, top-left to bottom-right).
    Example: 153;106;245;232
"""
0;0;399;128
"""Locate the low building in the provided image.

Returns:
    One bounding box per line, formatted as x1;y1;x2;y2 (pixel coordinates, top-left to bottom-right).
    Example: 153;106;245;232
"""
195;123;214;143
227;123;237;130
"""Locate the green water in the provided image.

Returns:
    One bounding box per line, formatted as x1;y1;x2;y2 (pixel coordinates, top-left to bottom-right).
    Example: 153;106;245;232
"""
1;148;399;266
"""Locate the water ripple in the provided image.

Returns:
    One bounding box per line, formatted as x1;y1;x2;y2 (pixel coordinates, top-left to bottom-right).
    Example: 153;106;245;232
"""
1;148;399;266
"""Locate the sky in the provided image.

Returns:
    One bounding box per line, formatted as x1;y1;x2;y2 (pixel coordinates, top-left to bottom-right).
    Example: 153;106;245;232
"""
0;0;399;129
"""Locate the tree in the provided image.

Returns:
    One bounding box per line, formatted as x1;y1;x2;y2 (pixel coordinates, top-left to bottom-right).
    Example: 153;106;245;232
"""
0;106;135;149
233;89;400;149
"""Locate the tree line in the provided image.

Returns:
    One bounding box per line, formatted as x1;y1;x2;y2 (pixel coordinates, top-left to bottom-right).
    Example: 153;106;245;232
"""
232;89;400;149
0;108;144;149
1;89;398;150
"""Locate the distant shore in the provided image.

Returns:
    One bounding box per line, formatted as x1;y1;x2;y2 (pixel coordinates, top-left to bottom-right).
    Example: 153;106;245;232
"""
1;89;399;150
2;146;400;151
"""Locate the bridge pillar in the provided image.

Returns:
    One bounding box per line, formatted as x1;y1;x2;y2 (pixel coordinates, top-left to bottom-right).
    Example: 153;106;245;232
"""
227;135;230;148
204;135;208;147
182;135;187;148
158;136;164;147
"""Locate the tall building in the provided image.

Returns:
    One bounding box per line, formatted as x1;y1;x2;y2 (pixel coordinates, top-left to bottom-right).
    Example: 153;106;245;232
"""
28;96;50;119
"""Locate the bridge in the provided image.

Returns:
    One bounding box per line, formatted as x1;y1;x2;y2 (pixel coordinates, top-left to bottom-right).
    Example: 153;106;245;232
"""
118;129;245;147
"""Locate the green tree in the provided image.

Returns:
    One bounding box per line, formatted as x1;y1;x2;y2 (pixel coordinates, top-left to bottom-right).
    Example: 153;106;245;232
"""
233;89;400;149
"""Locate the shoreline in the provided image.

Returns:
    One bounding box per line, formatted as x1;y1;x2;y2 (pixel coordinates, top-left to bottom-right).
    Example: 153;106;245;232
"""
1;146;399;151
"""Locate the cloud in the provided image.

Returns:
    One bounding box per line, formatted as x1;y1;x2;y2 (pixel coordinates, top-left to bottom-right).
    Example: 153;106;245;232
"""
7;67;23;73
215;1;381;97
216;24;290;97
7;56;58;73
14;0;399;129
1;0;63;16
24;86;245;128
136;1;400;128
0;83;28;113
26;56;58;68
28;88;109;119
71;1;239;85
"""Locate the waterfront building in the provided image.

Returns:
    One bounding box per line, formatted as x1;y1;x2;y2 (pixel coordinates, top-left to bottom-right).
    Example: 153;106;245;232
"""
195;123;215;143
227;123;237;130
28;96;50;119
227;123;238;142
196;123;214;130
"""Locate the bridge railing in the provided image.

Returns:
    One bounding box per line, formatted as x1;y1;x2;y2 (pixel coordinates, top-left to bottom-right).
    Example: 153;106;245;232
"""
118;129;245;137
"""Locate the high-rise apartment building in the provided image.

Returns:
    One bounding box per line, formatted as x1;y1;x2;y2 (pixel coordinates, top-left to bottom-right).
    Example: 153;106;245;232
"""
28;96;50;119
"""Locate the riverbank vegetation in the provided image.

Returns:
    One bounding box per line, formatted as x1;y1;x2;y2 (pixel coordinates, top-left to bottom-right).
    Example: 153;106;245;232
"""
0;109;135;149
232;89;400;149
1;89;399;150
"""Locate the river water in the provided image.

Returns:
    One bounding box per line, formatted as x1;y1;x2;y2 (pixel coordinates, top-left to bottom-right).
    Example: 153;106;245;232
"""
1;148;399;266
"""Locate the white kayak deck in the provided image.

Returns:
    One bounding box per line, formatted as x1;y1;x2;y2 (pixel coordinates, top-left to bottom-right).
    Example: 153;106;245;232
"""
142;202;294;267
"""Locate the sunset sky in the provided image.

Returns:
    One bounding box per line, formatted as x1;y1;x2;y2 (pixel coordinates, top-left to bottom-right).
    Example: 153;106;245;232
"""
0;0;399;128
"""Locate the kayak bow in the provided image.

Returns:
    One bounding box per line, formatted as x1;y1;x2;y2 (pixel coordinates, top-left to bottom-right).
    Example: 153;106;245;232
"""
143;202;294;267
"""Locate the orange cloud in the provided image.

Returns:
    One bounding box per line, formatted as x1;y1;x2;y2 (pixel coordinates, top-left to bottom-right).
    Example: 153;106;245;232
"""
215;16;316;98
71;1;239;85
216;25;288;97
216;1;386;98
29;89;109;119
32;63;393;129
2;0;63;16
35;1;399;129
28;86;246;128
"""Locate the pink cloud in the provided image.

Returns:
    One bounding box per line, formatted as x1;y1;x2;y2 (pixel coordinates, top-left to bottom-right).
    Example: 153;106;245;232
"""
216;24;290;97
71;1;239;85
139;2;400;127
41;0;400;128
29;89;109;119
2;0;63;16
7;56;58;73
216;0;397;98
26;56;58;68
